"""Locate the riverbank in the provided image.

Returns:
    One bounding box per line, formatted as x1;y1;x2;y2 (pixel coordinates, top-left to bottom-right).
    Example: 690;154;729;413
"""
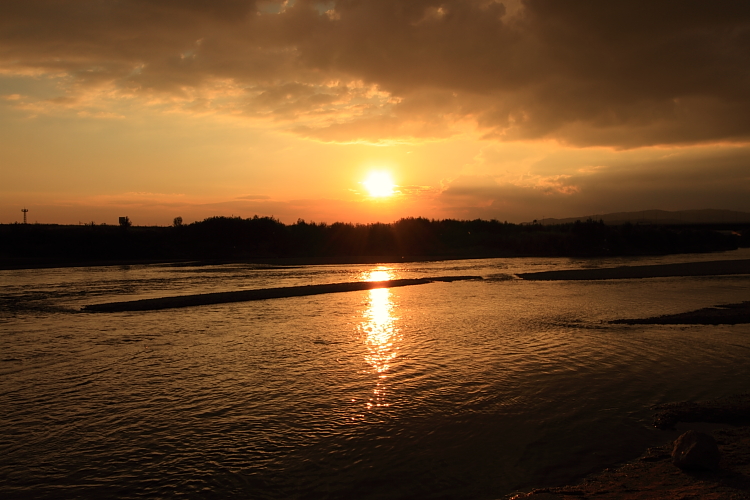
507;395;750;499
0;254;487;271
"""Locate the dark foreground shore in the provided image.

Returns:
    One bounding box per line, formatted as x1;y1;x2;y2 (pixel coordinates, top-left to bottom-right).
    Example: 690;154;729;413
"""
517;259;750;281
83;276;482;312
507;395;750;500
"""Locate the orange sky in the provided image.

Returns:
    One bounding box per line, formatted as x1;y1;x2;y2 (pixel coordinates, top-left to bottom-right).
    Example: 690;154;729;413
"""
2;1;750;225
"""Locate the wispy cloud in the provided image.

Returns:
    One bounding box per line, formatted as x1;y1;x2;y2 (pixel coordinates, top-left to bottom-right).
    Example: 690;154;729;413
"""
236;194;271;200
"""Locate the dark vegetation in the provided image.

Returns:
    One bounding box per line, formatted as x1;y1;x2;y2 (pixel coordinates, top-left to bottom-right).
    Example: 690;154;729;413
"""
1;216;749;268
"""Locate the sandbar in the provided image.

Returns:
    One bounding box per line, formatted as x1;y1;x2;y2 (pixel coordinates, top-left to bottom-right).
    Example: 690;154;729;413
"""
613;301;750;325
517;259;750;281
82;276;482;312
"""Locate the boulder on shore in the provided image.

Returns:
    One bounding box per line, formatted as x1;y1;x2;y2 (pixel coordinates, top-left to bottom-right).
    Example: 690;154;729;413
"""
671;430;720;470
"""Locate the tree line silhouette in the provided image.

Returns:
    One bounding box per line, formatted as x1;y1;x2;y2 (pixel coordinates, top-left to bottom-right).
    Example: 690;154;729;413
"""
1;216;748;267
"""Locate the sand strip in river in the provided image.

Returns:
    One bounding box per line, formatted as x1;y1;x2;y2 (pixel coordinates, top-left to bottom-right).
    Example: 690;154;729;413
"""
612;301;750;325
517;259;750;281
82;275;483;312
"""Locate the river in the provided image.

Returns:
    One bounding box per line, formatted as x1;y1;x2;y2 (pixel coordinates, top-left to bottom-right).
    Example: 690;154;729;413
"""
2;249;750;498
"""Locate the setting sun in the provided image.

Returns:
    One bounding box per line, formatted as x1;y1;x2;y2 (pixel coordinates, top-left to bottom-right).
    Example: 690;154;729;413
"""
363;172;395;198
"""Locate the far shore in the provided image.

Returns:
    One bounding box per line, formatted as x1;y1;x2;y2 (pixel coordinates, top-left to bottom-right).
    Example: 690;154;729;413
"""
0;254;492;271
4;254;750;274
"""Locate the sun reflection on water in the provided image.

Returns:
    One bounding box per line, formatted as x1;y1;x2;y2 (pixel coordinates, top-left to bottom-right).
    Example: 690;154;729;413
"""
364;268;393;282
359;267;401;410
364;287;397;374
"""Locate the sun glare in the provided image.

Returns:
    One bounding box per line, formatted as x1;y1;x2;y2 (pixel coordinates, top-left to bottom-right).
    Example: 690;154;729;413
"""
363;172;395;198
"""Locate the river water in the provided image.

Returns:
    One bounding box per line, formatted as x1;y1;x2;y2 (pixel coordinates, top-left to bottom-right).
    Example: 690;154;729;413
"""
2;250;750;499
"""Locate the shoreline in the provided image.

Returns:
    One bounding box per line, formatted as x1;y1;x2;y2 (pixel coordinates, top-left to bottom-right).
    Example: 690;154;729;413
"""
507;395;750;499
508;426;750;499
0;255;490;271
3;251;749;272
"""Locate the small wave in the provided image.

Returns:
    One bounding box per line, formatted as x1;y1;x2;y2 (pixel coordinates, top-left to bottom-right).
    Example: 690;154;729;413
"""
483;273;518;281
312;339;343;345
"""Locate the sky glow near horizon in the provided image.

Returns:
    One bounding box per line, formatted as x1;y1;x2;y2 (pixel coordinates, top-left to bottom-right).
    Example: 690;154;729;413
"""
1;1;750;225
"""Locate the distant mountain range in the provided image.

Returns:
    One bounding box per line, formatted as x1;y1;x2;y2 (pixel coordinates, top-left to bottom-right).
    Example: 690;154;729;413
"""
529;209;750;225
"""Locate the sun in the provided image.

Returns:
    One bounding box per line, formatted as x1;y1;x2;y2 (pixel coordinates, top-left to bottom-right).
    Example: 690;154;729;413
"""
363;171;395;198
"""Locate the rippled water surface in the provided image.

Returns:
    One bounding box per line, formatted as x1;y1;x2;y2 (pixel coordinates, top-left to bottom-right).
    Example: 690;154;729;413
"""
2;250;750;499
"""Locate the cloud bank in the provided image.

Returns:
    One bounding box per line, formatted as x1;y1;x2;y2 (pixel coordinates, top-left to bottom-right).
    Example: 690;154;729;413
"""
3;0;750;146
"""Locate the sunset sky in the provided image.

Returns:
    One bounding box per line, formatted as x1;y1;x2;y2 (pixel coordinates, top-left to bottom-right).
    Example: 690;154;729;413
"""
2;1;750;225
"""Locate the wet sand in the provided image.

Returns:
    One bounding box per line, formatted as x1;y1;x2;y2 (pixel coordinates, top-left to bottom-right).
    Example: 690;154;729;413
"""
508;395;750;500
517;259;750;281
653;394;750;430
82;276;482;312
508;427;750;500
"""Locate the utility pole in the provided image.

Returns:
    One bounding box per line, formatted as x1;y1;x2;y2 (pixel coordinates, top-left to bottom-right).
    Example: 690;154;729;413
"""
21;208;28;224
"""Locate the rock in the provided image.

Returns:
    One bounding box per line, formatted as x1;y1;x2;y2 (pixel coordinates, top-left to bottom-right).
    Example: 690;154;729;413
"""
671;430;721;470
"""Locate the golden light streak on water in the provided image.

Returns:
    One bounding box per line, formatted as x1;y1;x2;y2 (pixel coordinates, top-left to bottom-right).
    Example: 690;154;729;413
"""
361;267;401;409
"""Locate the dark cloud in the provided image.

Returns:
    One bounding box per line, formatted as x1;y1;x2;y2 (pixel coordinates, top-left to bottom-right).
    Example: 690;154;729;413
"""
2;1;750;146
439;145;750;221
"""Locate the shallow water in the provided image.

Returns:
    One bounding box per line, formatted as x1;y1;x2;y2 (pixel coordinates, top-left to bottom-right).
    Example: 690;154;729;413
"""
2;250;750;499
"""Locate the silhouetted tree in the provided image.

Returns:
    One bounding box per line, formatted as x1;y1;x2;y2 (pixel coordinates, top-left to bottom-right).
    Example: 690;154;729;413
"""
0;215;743;264
173;216;183;227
